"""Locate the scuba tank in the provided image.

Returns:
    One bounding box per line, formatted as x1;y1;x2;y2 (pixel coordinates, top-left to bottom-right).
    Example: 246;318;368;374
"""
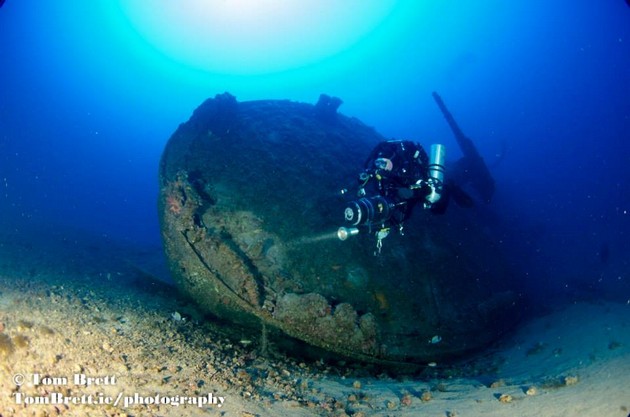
424;144;445;207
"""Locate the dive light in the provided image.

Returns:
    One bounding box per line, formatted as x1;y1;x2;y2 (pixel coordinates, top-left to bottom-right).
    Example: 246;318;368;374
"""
337;227;359;241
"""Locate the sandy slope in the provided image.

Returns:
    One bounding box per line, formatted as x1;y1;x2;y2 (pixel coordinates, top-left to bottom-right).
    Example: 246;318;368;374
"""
0;230;628;417
309;301;630;417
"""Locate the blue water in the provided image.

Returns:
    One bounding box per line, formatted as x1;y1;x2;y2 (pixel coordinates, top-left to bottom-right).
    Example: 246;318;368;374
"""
1;1;629;301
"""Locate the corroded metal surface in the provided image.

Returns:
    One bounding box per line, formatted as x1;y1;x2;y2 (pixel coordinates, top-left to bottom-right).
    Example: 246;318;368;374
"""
158;93;522;365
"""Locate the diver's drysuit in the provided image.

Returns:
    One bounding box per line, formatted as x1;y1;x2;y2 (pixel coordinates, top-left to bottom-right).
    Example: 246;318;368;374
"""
339;140;456;249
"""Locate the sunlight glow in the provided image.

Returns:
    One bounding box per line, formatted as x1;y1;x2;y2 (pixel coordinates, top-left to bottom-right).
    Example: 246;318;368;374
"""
116;0;396;75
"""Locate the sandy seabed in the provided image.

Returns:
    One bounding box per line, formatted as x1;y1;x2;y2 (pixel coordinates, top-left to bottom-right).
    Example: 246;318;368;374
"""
0;229;629;417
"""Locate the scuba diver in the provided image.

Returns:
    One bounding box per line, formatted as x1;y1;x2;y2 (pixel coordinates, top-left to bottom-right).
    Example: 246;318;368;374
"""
337;93;494;253
338;139;455;253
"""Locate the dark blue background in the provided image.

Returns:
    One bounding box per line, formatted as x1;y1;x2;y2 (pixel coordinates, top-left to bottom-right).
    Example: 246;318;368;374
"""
1;1;628;300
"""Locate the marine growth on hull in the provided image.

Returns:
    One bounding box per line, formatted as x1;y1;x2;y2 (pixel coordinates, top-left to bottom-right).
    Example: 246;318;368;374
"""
158;93;522;366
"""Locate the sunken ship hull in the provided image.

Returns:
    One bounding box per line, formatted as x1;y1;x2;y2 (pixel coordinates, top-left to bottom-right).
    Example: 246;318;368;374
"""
158;93;521;366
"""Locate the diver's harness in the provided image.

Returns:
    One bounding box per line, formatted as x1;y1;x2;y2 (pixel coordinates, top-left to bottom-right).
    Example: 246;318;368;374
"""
338;142;446;255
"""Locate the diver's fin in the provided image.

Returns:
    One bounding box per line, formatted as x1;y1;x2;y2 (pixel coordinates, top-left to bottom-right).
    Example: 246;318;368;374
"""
432;91;495;203
450;183;475;208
